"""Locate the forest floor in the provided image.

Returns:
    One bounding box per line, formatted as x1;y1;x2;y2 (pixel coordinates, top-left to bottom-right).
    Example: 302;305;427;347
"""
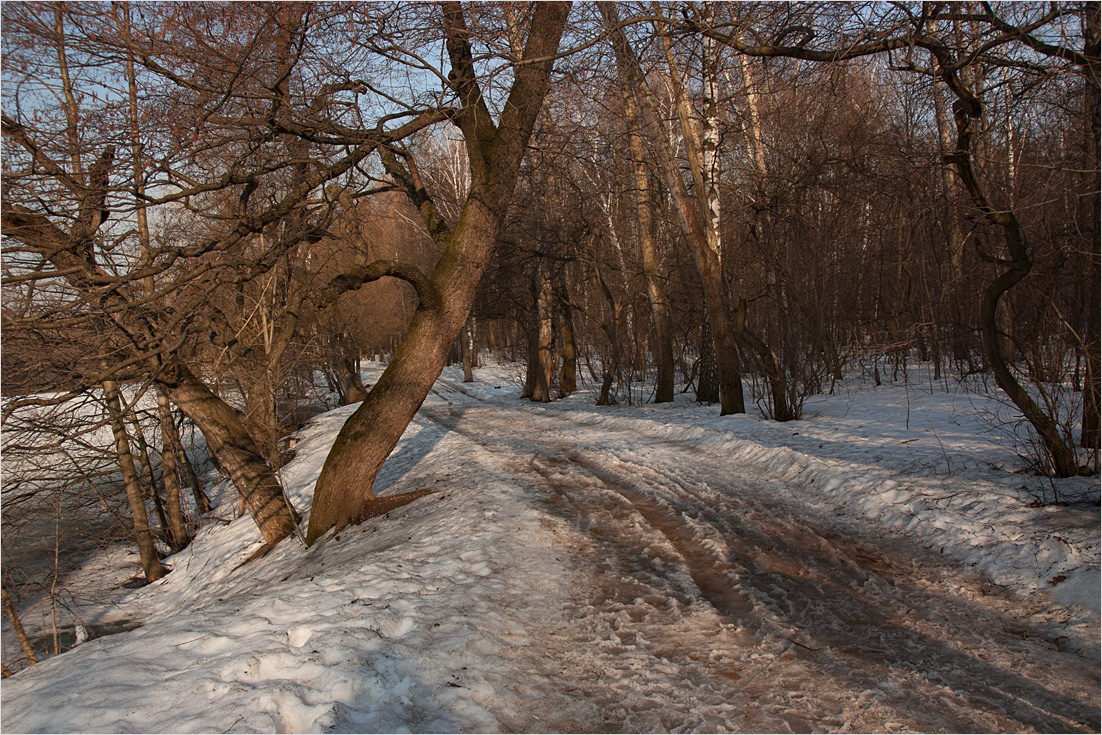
2;362;1099;733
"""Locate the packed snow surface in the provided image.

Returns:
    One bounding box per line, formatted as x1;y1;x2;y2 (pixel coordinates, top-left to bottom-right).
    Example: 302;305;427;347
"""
2;363;1099;732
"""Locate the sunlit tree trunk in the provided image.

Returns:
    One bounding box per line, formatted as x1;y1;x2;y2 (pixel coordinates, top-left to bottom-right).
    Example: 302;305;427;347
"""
604;3;744;415
158;361;300;544
102;378;167;582
623;92;674;403
306;2;571;543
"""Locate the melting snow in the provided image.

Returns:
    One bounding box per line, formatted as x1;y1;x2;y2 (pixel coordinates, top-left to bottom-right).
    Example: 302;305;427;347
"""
2;363;1098;732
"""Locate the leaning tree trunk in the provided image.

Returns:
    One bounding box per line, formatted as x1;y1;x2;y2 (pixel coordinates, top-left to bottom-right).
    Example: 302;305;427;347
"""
102;378;167;582
306;2;571;544
2;586;39;667
308;202;511;542
158;361;300;544
157;387;212;514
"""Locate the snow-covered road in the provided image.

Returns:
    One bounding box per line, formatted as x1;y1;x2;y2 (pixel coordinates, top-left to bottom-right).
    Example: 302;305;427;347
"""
415;382;1099;732
3;364;1098;733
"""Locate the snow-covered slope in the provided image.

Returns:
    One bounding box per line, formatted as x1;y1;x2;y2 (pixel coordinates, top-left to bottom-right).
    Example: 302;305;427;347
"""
2;363;1098;733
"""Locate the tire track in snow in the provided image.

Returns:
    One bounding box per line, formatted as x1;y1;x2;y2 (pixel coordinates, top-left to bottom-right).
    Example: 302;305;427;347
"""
564;448;1099;732
420;397;1100;733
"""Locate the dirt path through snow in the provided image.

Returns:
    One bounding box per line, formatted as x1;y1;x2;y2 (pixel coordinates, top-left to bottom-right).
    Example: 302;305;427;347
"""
423;382;1099;733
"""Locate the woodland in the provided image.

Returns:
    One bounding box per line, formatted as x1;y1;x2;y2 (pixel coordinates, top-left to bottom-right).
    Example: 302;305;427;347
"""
1;1;1099;682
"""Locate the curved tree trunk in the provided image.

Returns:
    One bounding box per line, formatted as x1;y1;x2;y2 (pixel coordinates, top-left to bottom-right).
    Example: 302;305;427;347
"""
944;82;1080;477
157;388;212;514
308;200;504;541
306;2;571;544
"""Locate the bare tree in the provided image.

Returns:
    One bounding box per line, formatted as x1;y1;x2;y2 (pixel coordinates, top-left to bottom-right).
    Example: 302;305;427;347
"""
305;2;571;542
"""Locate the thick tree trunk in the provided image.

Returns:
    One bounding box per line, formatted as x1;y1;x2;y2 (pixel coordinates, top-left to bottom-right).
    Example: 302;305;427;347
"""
102;379;167;582
158;361;300;544
308;217;491;541
531;262;555;403
306;1;570;544
244;375;282;468
697;308;720;404
555;267;578;396
522;266;541;398
699;259;746;415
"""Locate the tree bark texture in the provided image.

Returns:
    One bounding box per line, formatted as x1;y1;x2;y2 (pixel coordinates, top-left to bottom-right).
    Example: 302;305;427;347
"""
158;361;300;544
697;307;720;404
530;262;556;403
306;2;571;544
102;378;167;582
554;266;578;396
